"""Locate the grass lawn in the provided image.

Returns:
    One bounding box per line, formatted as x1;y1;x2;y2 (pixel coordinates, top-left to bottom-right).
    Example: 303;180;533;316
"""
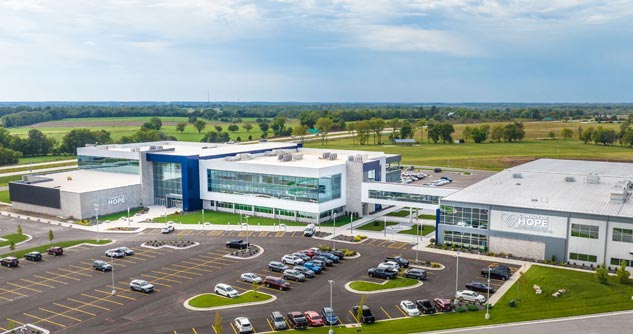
0;175;26;187
357;221;399;231
386;210;411;217
162;210;307;226
397;225;436;236
319;215;354;227
0;161;76;174
96;207;145;222
348;277;419;291
16;155;73;165
1;239;111;258
418;214;436;220
0;190;10;203
0;234;29;247
187;290;272;308
284;265;633;334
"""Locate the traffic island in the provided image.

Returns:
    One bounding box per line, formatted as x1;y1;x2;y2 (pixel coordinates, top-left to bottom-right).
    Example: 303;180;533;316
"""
142;240;199;250
184;290;276;311
345;277;422;294
224;245;264;259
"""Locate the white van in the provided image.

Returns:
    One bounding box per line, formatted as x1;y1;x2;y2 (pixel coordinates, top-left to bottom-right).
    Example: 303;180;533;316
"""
303;224;316;237
214;283;239;298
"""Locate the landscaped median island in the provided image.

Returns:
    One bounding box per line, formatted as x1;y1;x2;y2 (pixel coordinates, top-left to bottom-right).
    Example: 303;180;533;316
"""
1;239;111;258
0;233;29;247
347;277;420;292
397;225;436;236
186;290;274;310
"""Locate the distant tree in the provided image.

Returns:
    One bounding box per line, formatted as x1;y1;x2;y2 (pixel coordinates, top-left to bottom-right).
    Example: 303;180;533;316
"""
271;115;287;136
415;119;426;143
299;111;319;128
242;123;253;133
236;136;241;142
490;125;505;143
176;122;187;133
503;122;525;142
356;120;371;145
595;263;609;284
399;121;414;139
368;118;385;144
560;128;573;140
617;260;631;283
438;123;455;143
150;117;162;130
214;125;223;132
471;125;490;143
577;126;583;140
580;126;595;144
462;126;473;143
59;129;112;154
248;135;252;141
194;120;206;133
389;119;402;139
17;224;22;236
201;131;230;143
347;122;357;145
548;131;556;140
48;229;54;246
187;115;198;124
24;129;55;156
0;148;21;166
258;122;269;133
227;124;239;132
293;124;308;142
427;123;441;143
316;117;333;145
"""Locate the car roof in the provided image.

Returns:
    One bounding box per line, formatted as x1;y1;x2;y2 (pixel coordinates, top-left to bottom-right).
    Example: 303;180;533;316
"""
305;311;319;316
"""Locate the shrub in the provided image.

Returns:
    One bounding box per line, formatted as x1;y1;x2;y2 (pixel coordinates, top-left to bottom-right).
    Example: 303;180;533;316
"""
340;248;356;256
431;262;441;268
467;304;479;311
429;238;436;244
318;244;332;251
443;245;448;250
353;236;362;242
498;252;506;257
425;260;431;266
507;253;513;257
595;263;609;284
359;235;367;240
456;306;466;313
616;260;631;283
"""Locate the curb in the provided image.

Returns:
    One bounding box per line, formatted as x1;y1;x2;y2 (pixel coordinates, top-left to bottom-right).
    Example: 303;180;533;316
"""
344;280;423;295
183;291;277;311
141;242;200;250
0;233;33;249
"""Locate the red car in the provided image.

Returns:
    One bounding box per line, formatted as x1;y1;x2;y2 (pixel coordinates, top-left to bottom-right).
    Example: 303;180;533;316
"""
301;249;316;257
47;247;64;256
263;276;291;291
303;311;324;327
433;298;454;312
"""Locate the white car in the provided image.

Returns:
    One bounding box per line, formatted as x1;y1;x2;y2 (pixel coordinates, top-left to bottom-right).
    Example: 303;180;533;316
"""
130;279;154;293
214;283;239;298
456;290;487;304
161;225;175;234
115;247;134;255
400;300;420;317
234;317;253;334
281;254;305;265
378;261;400;271
240;273;262;284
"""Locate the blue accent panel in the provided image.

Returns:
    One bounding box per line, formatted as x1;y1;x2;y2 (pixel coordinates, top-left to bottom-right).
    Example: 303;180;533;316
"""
363;160;382;181
435;208;440;242
146;153;201;211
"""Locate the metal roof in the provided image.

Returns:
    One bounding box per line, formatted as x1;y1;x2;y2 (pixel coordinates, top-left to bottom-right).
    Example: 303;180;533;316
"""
442;159;633;218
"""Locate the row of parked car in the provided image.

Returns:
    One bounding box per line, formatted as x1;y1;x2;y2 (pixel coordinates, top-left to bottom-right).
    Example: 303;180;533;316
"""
1;246;64;268
400;171;428;184
367;256;429;280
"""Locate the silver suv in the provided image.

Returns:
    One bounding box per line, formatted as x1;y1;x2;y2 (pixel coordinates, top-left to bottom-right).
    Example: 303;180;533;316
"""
130;279;154;293
92;260;112;272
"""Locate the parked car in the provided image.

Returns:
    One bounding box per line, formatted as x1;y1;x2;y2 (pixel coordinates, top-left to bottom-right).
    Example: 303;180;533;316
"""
282;254;305;265
234;317;253;334
312;256;333;266
400;300;420;317
404;268;427;280
367;268;398;279
292;252;311;262
319;252;340;263
304;311;324;327
268;261;290;273
385;256;410;268
352;304;375;324
263;276;291;291
415;299;436;314
489;264;513;273
321;307;338;325
303;261;323;274
378;261;400;272
105;249;126;258
226;239;249;249
283;269;306;282
214;283;239;298
456;290;487;304
465;281;495;294
433;298;454;312
303;224;316;237
47;246;63;256
1;257;19;267
92;260;113;272
301;249;318;257
287;311;308;329
481;267;511;281
130;279;154;293
115;247;134;255
330;250;345;259
311;259;328;270
240;273;262;284
161;225;175;234
24;251;42;261
269;311;287;331
434;167;442;173
293;266;315;278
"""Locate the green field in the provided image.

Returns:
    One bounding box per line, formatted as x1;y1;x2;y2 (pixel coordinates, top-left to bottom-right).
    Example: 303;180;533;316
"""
386;210;411;217
0;161;76;174
0;190;10;203
1;239;111;258
95;207;145;223
397;225;436;236
348;277;419;291
187;290;272;308
418;214;437;220
0;233;28;247
16;156;72;164
162;210;307;226
357;221;399;231
284;265;633;333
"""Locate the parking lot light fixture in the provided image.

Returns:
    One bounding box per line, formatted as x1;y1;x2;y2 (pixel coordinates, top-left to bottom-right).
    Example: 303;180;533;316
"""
127;207;130;226
111;255;116;295
455;251;460;297
333;214;336;250
328;280;334;334
94;203;100;243
485;266;491;320
245;216;250;246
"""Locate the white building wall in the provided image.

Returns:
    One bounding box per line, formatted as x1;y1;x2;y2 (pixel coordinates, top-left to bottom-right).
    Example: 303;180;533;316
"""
606;221;633;270
567;217;607;266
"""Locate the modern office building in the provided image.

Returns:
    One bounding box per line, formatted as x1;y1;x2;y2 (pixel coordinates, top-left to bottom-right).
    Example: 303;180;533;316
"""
437;159;633;268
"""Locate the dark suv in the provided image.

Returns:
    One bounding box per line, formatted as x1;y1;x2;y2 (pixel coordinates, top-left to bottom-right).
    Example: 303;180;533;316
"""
263;276;291;291
352;305;375;324
47;246;63;256
482;267;510;281
416;299;436;314
268;261;289;273
226;239;249;249
24;251;42;261
1;257;19;267
367;268;397;279
287;311;308;329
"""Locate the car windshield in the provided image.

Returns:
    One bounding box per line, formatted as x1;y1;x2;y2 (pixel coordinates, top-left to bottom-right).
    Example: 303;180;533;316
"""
274;315;284;321
406;304;415;309
138;281;148;285
226;287;235;292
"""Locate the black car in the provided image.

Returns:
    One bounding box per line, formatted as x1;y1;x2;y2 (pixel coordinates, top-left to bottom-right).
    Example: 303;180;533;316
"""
367;268;397;279
490;264;512;273
482;267;510;281
404;268;427;280
330;250;345;259
415;299;436;314
312;256;333;266
465;281;496;294
320;252;340;263
268;261;289;273
434;167;442;173
1;257;19;267
385;256;410;268
287;311;308;329
226;239;249;249
24;251;42;261
352;305;375;324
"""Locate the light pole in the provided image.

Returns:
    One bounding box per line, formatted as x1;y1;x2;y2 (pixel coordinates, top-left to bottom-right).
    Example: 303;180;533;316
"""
350;212;354;235
455;251;460;298
384;216;387;237
415;224;420;264
332;214;336;250
94;204;100;242
485;266;491;320
245;216;250;246
202;208;205;224
328;280;334;334
127;207;130;226
110;254;116;295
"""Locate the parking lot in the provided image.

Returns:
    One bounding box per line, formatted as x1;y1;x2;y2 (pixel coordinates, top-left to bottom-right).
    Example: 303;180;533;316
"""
0;219;516;334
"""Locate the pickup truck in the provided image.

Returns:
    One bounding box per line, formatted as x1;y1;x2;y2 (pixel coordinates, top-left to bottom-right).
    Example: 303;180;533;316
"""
368;267;398;279
352;305;375;324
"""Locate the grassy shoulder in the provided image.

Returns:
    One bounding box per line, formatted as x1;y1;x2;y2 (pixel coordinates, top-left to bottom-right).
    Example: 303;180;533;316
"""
398;225;436;236
286;265;633;334
2;239;111;258
0;233;29;247
357;221;399;231
348;277;419;291
0;190;10;203
163;210;307;226
386;210;411;217
188;290;272;308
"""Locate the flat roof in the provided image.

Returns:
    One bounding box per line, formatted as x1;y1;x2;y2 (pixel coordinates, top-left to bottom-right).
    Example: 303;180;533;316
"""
22;170;140;193
225;148;391;169
442;159;633;218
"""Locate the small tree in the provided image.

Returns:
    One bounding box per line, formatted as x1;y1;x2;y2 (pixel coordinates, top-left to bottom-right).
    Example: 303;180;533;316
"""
356;295;366;325
213;311;222;334
251;281;260;297
616;260;631;283
17;224;23;235
194;119;206;133
7;319;14;330
9;240;15;256
516;270;526;301
595;263;609;284
48;229;54;246
176;122;187;133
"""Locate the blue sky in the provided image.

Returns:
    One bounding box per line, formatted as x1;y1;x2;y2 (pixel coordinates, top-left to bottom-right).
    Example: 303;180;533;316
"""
1;0;632;102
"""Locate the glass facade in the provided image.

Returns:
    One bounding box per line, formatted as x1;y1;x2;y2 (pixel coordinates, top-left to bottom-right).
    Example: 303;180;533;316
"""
78;155;139;175
571;224;599;239
443;231;487;250
612;228;633;243
439;205;489;229
207;170;342;203
368;190;440;205
569;252;597;263
153;162;182;207
611;258;633;267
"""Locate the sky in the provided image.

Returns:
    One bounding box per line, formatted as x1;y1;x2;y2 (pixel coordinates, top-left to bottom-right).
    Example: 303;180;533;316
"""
1;0;633;102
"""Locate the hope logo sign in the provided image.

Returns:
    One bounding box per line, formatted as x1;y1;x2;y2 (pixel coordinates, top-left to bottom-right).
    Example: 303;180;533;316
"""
501;213;551;233
108;195;125;206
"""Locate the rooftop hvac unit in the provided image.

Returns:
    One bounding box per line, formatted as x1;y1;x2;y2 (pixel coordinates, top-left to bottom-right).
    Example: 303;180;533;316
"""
293;153;303;161
512;173;523;179
322;152;330;159
586;173;600;184
239;153;252;160
265;150;277;156
564;176;576;182
225;156;241;162
328;153;338;160
348;155;354;162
